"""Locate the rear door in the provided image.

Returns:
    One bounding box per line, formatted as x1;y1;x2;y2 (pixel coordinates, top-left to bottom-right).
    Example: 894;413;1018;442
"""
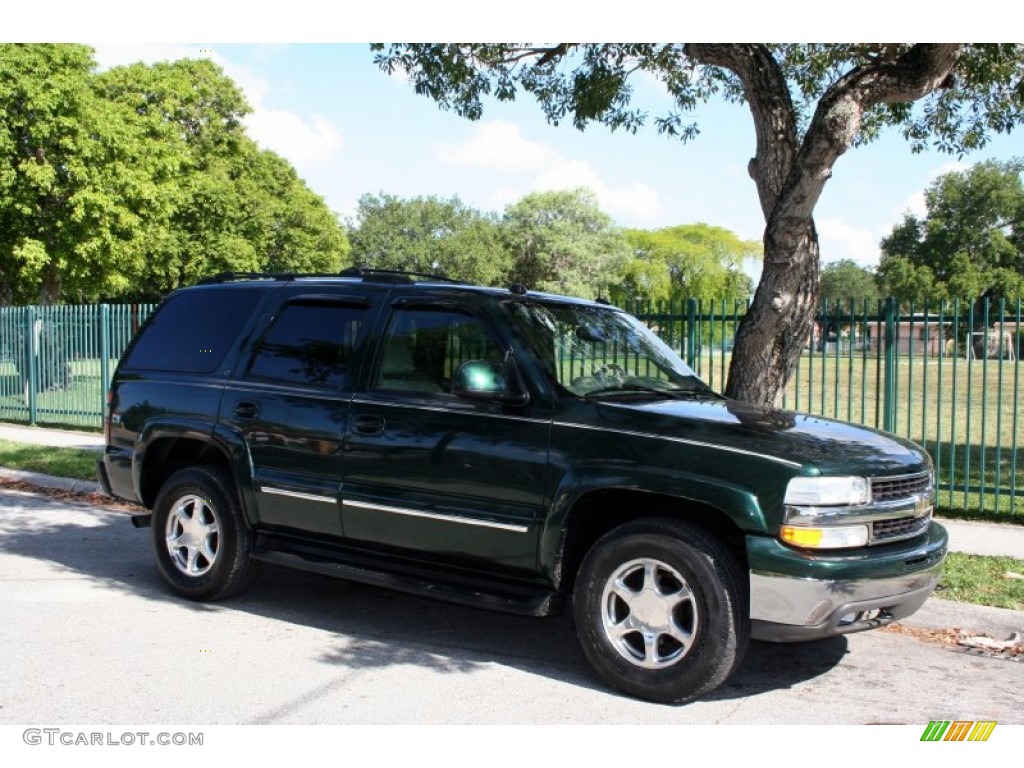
222;286;386;537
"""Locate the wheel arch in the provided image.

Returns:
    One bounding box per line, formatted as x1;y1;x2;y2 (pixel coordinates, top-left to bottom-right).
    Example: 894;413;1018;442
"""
134;422;254;520
544;480;759;595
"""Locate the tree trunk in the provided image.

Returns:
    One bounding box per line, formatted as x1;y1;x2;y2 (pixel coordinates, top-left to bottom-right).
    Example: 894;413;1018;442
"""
696;43;962;407
725;216;819;406
39;262;61;305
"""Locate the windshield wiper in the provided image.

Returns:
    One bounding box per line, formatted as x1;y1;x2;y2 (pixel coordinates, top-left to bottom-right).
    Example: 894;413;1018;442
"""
583;385;720;401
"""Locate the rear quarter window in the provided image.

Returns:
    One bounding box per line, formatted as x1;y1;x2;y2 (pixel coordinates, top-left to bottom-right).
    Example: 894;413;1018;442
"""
121;288;263;373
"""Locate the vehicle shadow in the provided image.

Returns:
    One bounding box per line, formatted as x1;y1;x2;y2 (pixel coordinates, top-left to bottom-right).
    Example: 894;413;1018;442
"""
0;499;849;703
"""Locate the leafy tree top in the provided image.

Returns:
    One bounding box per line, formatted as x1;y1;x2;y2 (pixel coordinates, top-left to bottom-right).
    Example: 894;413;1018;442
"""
373;44;1024;155
880;159;1024;303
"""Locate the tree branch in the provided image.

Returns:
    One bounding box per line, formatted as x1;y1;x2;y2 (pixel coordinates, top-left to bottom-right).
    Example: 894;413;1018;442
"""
784;44;964;219
500;44;574;66
684;44;799;220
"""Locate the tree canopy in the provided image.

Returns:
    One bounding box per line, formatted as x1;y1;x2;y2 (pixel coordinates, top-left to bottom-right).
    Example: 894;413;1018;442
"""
347;192;509;284
501;188;631;299
618;224;758;306
372;43;1024;405
819;259;881;306
879;159;1024;306
0;44;349;304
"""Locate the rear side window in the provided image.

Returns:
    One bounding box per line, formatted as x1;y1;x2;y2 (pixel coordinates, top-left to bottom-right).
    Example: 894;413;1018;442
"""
122;289;262;373
246;301;366;389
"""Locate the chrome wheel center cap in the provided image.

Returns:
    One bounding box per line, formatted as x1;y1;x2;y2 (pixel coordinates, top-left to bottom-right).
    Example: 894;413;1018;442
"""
179;517;207;549
631;590;670;631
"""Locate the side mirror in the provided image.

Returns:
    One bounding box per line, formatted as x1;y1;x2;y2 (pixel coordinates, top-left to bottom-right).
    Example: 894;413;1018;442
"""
452;360;530;407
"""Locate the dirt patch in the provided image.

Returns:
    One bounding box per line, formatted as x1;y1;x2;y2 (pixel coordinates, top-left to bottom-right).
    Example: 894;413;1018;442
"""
0;477;142;513
881;622;1024;661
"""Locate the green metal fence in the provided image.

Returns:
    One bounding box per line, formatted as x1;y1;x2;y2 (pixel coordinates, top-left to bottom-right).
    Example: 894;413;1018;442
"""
1;297;1021;516
630;297;1023;518
0;304;157;429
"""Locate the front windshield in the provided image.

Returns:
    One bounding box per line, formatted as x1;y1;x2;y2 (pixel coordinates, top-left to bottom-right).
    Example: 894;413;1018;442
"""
505;300;717;399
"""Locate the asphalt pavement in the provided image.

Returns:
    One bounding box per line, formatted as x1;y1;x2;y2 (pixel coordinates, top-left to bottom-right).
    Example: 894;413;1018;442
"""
0;487;1020;725
0;422;1022;725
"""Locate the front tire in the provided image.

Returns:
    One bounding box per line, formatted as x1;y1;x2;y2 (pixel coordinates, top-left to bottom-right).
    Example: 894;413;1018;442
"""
573;518;748;704
151;466;259;601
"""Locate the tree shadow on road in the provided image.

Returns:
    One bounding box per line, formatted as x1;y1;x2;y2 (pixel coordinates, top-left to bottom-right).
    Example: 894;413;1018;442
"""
0;498;848;704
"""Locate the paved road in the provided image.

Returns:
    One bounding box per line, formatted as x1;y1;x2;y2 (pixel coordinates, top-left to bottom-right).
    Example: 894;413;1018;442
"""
1;488;1020;725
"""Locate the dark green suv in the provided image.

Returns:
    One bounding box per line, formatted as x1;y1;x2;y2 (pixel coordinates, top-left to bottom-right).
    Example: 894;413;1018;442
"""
98;270;947;703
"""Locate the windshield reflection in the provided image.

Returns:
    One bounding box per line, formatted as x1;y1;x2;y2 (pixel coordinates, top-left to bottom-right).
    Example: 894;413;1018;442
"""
505;300;717;399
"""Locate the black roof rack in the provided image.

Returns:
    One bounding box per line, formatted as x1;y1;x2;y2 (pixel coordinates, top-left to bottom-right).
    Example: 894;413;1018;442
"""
197;271;316;284
197;269;468;286
339;267;468;284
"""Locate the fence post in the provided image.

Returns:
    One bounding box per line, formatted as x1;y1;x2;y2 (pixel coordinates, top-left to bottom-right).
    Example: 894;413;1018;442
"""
100;304;110;425
883;297;896;433
25;306;38;425
686;298;697;369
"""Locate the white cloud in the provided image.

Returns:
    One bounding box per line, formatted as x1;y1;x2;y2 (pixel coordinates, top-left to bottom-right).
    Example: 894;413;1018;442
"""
817;217;882;268
484;186;524;212
435;120;560;172
534;159;664;222
898;159;970;219
244;112;343;167
902;191;928;219
91;44;209;69
439;120;664;222
90;44;343;172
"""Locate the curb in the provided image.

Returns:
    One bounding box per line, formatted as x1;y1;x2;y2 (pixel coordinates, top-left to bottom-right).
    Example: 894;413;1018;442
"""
901;595;1023;638
0;467;105;496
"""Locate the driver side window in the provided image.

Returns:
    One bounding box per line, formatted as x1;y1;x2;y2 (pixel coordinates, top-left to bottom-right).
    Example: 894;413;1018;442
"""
373;307;503;395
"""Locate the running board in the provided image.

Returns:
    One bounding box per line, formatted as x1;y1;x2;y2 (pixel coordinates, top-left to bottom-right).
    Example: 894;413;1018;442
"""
251;537;562;617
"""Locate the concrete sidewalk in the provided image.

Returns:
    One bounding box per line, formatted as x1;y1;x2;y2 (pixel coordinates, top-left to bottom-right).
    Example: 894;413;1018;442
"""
1;422;1024;559
0;423;103;451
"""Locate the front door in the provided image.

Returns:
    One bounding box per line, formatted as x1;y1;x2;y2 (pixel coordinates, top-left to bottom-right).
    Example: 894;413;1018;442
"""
342;301;551;575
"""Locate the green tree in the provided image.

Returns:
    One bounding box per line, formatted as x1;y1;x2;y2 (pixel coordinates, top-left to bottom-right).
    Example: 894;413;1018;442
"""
819;260;881;306
0;44;167;304
619;223;758;305
876;255;948;308
238;149;350;276
879;159;1024;305
348;192;509;284
372;44;1024;405
0;47;348;304
501;188;631;299
94;58;348;299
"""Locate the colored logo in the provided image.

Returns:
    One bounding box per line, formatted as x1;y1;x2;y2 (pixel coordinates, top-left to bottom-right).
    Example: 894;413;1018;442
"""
920;721;996;741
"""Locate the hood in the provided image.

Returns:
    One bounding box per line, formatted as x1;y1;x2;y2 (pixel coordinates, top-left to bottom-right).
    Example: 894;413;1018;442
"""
596;397;929;477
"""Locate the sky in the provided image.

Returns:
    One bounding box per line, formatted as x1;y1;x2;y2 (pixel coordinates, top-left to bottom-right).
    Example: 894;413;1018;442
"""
11;5;1022;279
84;41;1022;277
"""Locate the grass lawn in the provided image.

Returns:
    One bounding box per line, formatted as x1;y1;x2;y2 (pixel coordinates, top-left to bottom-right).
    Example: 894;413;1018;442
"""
0;439;97;481
937;552;1024;611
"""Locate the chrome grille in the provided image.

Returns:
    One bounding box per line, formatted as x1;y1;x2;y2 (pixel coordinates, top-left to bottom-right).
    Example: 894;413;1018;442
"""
866;471;933;545
871;515;931;543
871;472;932;503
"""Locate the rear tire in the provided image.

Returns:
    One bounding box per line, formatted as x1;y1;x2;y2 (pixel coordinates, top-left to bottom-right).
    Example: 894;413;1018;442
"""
151;466;260;601
573;518;748;704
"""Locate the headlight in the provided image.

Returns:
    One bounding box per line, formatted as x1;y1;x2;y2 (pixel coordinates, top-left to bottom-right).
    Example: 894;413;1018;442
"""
784;476;870;506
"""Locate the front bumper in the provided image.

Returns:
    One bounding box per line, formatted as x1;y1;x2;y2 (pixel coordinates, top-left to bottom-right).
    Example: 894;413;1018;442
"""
748;521;948;642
